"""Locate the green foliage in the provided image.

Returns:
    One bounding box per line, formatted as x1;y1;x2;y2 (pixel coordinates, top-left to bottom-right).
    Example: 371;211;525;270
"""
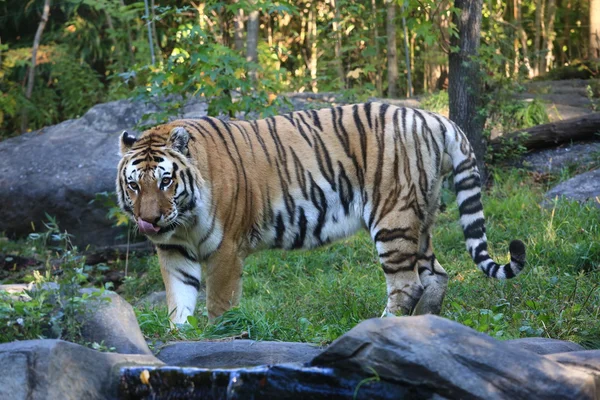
420;90;449;114
0;218;112;346
0;45;105;137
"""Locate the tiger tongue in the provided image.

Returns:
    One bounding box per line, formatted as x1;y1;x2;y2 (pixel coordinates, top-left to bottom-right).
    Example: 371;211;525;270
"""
137;219;161;234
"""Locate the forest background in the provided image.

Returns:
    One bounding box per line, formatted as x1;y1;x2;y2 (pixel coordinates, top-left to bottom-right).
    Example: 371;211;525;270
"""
2;0;600;140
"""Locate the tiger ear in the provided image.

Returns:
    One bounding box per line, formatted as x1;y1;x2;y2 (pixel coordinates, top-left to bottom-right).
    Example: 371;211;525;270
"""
169;127;190;156
120;131;137;155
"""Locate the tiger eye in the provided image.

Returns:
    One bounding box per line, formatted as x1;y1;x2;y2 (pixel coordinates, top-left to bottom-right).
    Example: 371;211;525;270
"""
162;177;172;186
128;182;139;191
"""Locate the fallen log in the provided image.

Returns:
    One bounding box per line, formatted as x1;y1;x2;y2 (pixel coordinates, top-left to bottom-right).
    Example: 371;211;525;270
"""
490;112;600;152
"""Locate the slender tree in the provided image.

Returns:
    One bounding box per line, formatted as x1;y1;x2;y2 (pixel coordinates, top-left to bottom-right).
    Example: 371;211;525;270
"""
591;0;600;59
386;0;398;98
331;0;345;88
21;0;51;133
246;2;259;81
448;0;487;180
234;4;245;53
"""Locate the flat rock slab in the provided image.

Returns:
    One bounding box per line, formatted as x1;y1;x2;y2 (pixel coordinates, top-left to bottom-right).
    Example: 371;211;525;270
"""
520;141;600;173
0;339;163;400
310;315;598;399
545;168;600;208
156;340;324;368
505;337;585;355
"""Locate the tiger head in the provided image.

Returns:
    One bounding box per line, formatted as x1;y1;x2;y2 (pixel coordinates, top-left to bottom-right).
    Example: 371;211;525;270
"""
116;125;199;238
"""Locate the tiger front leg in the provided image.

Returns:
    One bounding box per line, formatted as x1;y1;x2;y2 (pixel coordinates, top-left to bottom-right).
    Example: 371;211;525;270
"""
157;246;202;325
204;245;244;321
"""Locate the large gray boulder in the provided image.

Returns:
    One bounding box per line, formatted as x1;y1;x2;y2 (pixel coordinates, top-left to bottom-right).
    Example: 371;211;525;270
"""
545;168;600;208
310;315;598;399
80;289;153;355
0;339;163;400
0;98;207;247
156;340;323;368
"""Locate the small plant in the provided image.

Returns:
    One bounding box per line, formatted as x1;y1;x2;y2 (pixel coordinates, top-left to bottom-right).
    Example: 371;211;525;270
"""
0;216;111;345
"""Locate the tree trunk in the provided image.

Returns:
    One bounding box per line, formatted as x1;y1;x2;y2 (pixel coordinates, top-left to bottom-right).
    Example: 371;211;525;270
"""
533;0;544;76
448;0;487;180
371;0;382;96
514;0;533;78
401;4;412;96
150;0;161;59
21;0;51;133
490;113;600;152
308;2;318;93
386;0;398;98
246;5;259;82
591;0;600;59
332;0;345;89
541;0;556;72
118;0;136;66
233;2;245;53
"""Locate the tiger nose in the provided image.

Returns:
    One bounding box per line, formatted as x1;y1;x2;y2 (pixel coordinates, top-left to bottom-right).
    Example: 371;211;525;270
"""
139;215;161;225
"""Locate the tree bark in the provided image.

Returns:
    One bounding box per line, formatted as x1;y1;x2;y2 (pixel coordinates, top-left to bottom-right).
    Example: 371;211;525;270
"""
332;0;345;89
533;0;544;76
118;0;136;66
308;2;318;93
386;0;398;98
490;113;600;152
233;2;245;52
21;0;51;133
541;0;556;72
246;4;259;82
591;0;600;59
371;0;382;96
448;0;487;180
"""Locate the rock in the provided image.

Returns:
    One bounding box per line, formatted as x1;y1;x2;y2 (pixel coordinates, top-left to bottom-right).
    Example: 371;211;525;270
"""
0;98;207;248
546;350;600;377
80;289;152;355
156;340;323;368
310;315;597;399
544;169;600;208
519;141;600;173
0;339;162;400
505;337;585;355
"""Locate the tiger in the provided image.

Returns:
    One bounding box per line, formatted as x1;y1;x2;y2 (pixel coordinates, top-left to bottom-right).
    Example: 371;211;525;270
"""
116;102;526;325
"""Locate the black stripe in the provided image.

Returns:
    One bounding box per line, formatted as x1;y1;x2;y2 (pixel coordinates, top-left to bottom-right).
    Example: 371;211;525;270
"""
274;213;285;248
463;218;486;240
291;208;308;249
458;192;483;215
374;228;417;243
157;244;198;262
455;176;480;192
177;268;200;291
337;162;354;215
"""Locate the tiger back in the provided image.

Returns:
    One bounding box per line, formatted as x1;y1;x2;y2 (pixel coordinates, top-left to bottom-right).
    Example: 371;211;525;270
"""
116;102;526;324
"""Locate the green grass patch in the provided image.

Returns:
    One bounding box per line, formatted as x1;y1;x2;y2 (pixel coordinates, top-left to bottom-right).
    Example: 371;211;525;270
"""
2;167;599;349
132;168;600;347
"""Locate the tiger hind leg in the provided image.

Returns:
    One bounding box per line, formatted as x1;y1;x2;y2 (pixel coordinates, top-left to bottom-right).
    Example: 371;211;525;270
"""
412;255;448;315
374;226;424;316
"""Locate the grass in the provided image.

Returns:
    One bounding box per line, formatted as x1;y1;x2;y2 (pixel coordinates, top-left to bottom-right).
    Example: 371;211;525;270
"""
2;167;600;349
131;167;600;348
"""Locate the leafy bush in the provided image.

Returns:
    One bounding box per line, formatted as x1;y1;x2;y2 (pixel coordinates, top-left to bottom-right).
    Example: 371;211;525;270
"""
0;216;111;345
0;45;105;138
